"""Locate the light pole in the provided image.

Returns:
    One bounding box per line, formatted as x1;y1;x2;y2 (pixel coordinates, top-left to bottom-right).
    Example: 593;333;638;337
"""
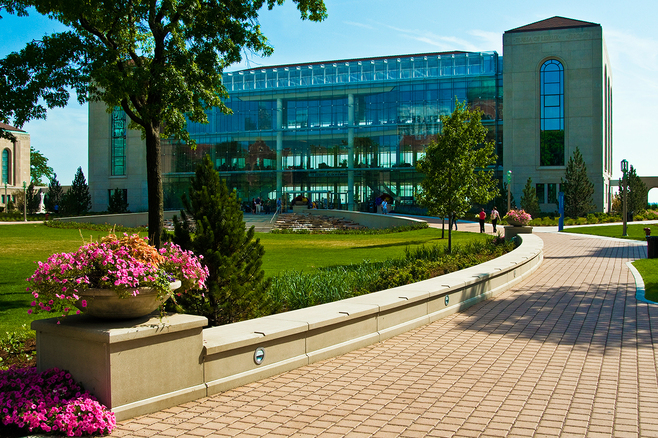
22;181;27;222
506;170;512;212
621;159;628;237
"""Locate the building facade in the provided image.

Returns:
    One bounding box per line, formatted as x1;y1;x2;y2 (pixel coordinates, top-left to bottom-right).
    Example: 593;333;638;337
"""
1;123;31;208
88;16;611;214
503;17;613;212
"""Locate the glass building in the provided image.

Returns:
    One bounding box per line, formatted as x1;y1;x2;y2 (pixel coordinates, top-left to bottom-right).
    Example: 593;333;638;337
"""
90;17;612;214
158;51;502;211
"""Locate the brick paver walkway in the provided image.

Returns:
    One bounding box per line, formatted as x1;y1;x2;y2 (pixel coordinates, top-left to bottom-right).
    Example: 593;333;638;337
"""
114;230;655;437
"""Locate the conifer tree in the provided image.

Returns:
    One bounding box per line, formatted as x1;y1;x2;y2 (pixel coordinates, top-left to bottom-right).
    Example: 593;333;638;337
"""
64;167;91;215
627;165;648;216
25;182;40;214
45;173;63;213
173;154;271;326
520;177;540;218
108;188;129;213
493;180;516;216
562;147;594;218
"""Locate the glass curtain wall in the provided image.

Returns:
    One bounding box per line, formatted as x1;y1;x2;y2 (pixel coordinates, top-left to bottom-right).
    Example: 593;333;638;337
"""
163;51;503;211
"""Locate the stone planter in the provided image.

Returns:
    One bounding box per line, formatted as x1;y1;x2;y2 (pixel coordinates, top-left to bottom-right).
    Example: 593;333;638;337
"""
75;280;181;319
292;204;311;213
506;218;529;227
504;225;533;241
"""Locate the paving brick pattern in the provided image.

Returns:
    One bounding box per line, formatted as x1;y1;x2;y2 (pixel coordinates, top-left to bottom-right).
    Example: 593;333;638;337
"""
114;228;656;437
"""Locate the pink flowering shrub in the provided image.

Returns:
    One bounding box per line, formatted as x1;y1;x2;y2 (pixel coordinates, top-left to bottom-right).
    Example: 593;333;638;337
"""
504;209;532;225
0;367;115;436
27;234;209;317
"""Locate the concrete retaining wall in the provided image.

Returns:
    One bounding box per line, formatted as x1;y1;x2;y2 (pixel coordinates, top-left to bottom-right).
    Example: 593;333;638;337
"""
54;211;179;228
202;234;543;400
305;209;426;229
33;234;543;421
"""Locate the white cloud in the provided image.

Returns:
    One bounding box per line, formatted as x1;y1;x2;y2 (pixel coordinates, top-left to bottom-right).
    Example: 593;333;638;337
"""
605;29;658;74
384;24;481;52
469;30;502;54
343;21;375;30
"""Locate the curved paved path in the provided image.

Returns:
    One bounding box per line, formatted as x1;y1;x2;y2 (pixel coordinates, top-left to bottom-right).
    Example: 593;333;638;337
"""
114;226;655;438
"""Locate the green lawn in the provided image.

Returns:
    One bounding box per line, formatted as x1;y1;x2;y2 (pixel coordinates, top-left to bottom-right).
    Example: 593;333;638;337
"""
633;259;658;302
0;225;106;335
561;223;658;241
0;224;486;333
258;228;486;277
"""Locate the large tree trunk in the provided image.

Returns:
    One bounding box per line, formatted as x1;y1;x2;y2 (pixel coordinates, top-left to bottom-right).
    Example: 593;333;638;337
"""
145;122;164;248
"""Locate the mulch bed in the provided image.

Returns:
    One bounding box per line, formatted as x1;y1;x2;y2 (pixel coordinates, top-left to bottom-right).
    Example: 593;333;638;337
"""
0;337;37;369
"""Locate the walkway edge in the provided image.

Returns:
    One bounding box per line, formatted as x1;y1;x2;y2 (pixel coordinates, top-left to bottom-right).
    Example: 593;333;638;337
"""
626;260;654;304
34;235;544;422
201;234;544;399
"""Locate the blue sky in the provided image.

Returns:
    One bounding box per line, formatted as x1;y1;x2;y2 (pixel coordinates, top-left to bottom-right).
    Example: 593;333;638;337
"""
1;0;657;200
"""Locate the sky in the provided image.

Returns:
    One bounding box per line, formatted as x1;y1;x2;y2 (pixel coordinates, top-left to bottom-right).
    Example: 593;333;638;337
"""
1;0;657;201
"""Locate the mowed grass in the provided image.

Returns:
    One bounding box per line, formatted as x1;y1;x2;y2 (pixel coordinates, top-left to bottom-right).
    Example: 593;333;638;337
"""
562;222;658;241
0;224;117;335
0;223;486;334
258;228;485;277
633;259;658;302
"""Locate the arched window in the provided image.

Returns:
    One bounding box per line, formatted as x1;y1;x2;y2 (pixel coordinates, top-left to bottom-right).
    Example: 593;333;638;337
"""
111;107;126;176
540;59;564;166
1;149;10;184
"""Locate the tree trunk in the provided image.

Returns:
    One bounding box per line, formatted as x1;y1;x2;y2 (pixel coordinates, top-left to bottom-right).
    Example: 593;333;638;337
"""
448;215;452;254
145;122;164;248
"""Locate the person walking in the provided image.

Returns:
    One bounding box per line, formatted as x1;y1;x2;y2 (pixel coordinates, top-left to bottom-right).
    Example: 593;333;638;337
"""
490;206;500;233
276;198;282;214
382;199;388;214
452;213;458;231
478;208;486;233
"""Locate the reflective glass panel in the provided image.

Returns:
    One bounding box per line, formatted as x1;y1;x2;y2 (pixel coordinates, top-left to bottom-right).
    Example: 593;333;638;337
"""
540;59;564;166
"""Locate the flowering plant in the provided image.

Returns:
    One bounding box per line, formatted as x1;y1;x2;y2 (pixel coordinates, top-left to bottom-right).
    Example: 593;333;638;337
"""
1;366;115;436
27;234;209;317
504;209;532;225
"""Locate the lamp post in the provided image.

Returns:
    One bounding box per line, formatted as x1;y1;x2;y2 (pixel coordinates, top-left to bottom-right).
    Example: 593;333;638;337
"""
621;159;628;237
22;181;27;222
506;170;512;213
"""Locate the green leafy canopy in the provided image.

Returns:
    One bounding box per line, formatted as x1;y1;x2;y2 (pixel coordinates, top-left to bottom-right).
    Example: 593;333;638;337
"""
2;0;327;143
1;0;327;245
416;100;498;217
30;146;53;185
415;100;498;251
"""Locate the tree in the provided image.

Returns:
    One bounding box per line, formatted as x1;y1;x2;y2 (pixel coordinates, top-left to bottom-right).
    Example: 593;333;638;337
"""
25;182;40;213
416;100;498;252
627;165;648;217
2;0;327;246
45;173;63;213
30;146;53;185
492;180;516;217
63;167;91;215
520;177;540;218
172;154;271;326
108;188;129;213
0;30;85;141
562;147;594;218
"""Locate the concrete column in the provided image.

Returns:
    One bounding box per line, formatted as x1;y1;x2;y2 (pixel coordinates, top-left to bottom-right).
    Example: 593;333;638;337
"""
32;314;208;421
276;98;283;201
347;93;354;211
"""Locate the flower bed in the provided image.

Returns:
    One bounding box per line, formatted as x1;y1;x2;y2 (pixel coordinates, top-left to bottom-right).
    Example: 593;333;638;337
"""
0;367;115;436
504;209;532;226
